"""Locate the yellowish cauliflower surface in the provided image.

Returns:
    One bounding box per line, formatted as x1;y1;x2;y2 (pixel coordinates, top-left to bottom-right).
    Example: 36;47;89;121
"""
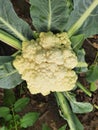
13;32;78;95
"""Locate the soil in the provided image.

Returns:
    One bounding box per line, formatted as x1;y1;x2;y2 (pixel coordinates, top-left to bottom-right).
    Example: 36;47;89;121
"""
0;0;98;130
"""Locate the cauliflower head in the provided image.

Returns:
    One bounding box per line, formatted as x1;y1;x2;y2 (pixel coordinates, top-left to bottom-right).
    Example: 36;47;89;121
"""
13;32;78;95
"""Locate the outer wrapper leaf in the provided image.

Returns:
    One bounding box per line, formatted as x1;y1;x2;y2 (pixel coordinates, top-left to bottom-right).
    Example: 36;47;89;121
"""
30;0;72;32
0;0;33;41
0;56;13;65
0;56;23;89
86;65;98;82
65;92;93;113
71;34;84;52
66;0;98;37
75;49;88;73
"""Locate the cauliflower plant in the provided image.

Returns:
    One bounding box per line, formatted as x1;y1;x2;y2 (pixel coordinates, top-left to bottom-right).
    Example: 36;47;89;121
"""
13;32;78;95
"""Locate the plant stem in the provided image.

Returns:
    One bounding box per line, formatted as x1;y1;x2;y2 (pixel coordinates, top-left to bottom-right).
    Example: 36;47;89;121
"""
68;0;98;37
11;107;18;130
12;50;21;57
55;92;77;130
0;30;22;50
94;104;98;109
94;51;98;64
76;81;92;97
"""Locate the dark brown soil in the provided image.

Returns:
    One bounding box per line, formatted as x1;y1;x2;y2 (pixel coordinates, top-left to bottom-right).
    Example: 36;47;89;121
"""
0;0;98;130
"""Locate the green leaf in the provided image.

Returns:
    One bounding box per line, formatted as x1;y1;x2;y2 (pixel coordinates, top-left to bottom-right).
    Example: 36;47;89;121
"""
0;59;23;89
75;49;88;73
4;114;12;121
0;126;8;130
0;56;13;65
20;112;40;128
86;65;98;82
76;49;86;64
14;97;30;112
0;0;33;41
14;114;21;121
65;92;93;113
3;89;16;107
71;34;84;52
42;123;51;130
71;101;93;114
59;124;67;130
90;82;97;92
66;0;98;37
0;107;10;118
30;0;72;32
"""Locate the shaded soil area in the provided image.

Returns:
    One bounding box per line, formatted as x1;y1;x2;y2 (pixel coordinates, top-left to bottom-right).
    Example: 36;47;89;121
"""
0;0;98;130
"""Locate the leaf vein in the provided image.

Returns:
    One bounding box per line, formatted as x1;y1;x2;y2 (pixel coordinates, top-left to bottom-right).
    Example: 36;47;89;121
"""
48;0;52;31
0;17;26;41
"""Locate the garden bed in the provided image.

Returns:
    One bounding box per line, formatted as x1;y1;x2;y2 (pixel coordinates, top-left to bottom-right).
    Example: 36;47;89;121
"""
0;0;98;130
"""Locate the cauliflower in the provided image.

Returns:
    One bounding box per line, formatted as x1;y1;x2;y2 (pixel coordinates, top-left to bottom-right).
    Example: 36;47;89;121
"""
13;32;78;95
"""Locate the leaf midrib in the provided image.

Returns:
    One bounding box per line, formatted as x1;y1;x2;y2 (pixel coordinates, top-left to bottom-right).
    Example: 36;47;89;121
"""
0;17;26;41
0;68;18;79
48;0;52;31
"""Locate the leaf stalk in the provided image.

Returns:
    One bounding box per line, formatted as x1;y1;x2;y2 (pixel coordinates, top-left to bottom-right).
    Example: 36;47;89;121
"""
76;81;92;97
0;30;22;50
55;92;78;130
68;0;98;37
